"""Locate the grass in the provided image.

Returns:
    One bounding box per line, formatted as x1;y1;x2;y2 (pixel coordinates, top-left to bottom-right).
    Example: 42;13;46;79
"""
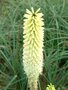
0;0;68;90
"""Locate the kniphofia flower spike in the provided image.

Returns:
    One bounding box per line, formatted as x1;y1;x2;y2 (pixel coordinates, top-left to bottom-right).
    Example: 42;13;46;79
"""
46;83;56;90
23;7;44;90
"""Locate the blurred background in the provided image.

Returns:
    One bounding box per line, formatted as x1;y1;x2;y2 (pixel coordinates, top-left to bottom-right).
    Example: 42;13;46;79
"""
0;0;68;90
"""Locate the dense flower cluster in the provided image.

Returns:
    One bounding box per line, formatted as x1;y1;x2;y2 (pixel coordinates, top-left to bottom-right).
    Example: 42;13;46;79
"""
23;7;44;90
46;83;56;90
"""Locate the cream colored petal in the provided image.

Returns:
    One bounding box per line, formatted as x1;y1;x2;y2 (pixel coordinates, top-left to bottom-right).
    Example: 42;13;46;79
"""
35;8;40;13
26;9;32;14
24;14;32;18
31;7;34;13
36;13;43;17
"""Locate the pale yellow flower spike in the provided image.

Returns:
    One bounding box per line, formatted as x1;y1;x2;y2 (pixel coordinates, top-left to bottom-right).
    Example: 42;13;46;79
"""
23;7;44;90
46;83;56;90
